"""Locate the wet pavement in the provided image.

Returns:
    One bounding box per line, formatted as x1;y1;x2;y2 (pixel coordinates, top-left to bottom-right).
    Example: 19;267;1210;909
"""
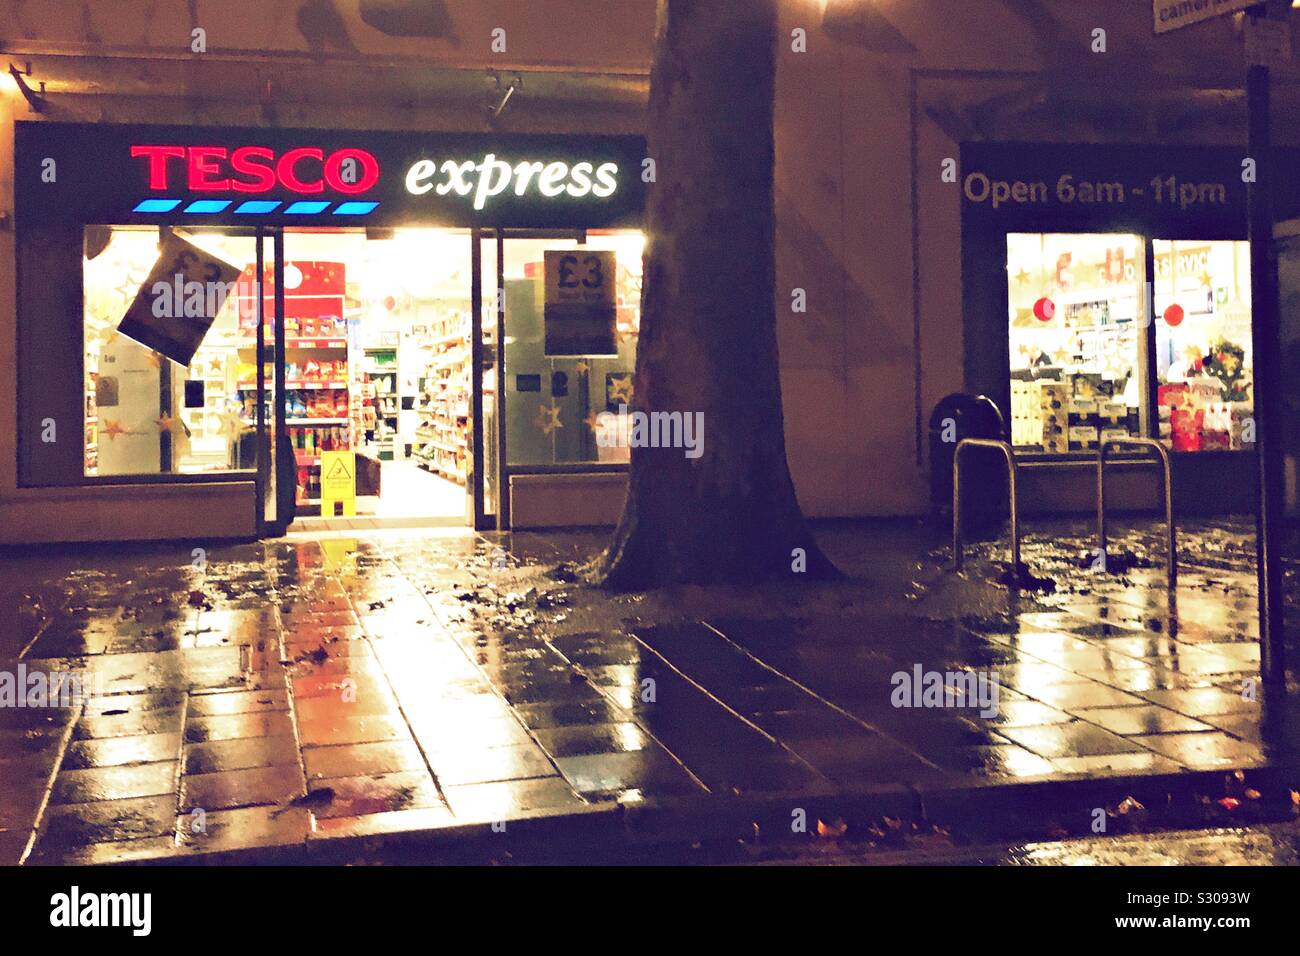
1;516;1298;864
768;817;1300;866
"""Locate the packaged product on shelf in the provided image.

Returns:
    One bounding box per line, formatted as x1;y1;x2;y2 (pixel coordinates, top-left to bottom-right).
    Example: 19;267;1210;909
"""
1071;372;1107;402
1068;396;1098;428
1099;402;1128;427
1158;382;1189;409
1170;407;1204;452
1039;381;1068;412
1043;433;1069;455
1069;425;1099;450
1187;378;1221;407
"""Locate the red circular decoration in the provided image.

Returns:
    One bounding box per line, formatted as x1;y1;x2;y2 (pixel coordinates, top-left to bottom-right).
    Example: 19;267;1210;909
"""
1163;303;1185;327
1033;297;1056;322
383;295;396;311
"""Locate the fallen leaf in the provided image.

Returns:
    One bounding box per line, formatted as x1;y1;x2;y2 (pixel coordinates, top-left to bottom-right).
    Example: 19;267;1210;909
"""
816;818;848;839
1116;796;1144;815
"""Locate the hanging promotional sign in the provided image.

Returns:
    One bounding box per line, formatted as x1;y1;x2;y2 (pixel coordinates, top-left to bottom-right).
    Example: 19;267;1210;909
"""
117;231;240;366
543;249;618;357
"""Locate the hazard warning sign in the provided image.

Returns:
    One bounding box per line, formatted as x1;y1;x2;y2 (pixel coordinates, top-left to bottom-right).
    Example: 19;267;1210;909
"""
320;450;356;517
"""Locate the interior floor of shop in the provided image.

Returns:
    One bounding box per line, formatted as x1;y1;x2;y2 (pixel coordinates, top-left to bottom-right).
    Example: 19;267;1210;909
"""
289;460;466;531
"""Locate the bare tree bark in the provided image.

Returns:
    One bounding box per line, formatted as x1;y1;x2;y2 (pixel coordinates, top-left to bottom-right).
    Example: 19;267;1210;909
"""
591;0;839;589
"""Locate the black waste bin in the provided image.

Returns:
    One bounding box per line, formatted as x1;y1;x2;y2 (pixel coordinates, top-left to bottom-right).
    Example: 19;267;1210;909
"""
929;393;1007;541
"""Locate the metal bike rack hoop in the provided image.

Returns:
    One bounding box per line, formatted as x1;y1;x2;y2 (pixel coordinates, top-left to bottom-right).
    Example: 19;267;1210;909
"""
1096;437;1176;587
952;437;1019;572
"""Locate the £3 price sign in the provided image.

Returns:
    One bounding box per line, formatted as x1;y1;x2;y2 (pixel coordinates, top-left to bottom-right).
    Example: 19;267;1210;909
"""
543;250;617;357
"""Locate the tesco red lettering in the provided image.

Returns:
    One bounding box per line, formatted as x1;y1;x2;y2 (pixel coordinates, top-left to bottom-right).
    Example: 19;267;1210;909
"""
130;145;380;195
229;147;276;192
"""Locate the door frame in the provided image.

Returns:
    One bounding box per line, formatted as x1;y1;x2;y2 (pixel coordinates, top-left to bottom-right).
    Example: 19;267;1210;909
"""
253;226;290;536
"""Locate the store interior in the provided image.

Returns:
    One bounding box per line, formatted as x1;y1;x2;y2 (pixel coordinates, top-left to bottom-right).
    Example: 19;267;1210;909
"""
1007;232;1253;455
82;226;643;528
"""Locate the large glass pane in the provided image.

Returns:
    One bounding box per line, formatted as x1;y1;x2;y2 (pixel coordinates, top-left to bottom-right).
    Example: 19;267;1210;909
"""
83;226;258;476
1152;239;1253;452
501;231;643;467
1007;233;1146;453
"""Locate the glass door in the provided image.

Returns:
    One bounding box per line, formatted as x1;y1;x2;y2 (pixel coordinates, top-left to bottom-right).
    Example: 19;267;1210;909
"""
234;226;286;534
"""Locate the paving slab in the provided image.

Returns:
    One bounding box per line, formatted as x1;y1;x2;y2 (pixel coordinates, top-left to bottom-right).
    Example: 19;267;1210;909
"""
1;517;1297;864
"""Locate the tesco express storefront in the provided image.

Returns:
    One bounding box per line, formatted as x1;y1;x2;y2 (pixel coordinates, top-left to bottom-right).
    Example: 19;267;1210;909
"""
6;121;646;543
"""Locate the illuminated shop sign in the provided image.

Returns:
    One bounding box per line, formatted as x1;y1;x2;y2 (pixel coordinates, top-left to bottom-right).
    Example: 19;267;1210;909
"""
131;145;381;194
129;145;382;216
405;155;618;211
16;122;645;229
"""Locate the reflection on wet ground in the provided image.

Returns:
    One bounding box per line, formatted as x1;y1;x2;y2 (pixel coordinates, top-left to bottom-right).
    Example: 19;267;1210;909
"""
0;516;1296;864
778;819;1300;866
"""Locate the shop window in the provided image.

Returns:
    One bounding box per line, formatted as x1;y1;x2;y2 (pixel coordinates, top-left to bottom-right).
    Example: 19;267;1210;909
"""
1007;233;1146;454
498;231;643;467
83;226;256;477
1152;240;1252;452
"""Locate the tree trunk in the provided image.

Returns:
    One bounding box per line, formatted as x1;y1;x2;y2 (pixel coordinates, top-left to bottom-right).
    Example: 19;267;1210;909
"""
591;0;839;589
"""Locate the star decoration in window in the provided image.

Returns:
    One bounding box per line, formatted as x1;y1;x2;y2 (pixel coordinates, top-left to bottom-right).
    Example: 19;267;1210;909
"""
114;278;139;303
607;376;634;404
534;402;563;436
215;408;245;441
100;419;128;441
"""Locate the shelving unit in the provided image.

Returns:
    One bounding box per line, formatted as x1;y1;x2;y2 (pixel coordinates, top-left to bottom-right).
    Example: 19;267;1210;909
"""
413;309;471;484
233;260;350;505
360;347;399;461
84;347;98;474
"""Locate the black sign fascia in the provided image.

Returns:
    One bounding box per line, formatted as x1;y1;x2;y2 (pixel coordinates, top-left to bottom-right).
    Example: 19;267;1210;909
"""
15;121;646;230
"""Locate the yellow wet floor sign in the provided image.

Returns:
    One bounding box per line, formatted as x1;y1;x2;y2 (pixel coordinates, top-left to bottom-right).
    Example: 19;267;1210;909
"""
320;450;356;517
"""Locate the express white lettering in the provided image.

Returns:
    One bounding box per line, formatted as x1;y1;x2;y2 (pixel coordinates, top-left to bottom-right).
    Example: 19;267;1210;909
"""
405;157;619;209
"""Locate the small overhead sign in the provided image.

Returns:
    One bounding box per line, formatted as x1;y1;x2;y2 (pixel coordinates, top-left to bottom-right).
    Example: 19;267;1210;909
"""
1153;0;1257;34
